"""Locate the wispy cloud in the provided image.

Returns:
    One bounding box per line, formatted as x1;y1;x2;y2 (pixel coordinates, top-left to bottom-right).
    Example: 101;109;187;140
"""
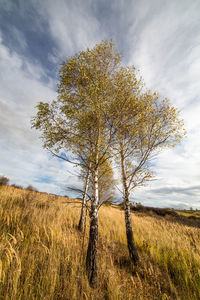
34;0;104;57
8;26;27;50
0;32;81;194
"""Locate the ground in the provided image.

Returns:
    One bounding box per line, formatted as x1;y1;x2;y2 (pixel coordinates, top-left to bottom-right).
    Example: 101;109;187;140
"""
1;185;200;299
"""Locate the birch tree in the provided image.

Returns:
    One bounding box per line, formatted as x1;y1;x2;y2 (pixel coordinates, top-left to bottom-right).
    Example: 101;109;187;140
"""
112;68;185;264
32;41;121;286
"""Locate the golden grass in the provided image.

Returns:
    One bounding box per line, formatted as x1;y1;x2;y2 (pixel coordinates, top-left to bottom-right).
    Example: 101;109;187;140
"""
0;185;200;299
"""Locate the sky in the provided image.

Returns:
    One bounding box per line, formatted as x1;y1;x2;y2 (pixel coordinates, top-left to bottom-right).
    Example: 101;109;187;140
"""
0;0;200;209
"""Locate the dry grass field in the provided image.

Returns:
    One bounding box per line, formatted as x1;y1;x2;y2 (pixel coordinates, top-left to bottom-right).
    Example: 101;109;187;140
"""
1;185;200;299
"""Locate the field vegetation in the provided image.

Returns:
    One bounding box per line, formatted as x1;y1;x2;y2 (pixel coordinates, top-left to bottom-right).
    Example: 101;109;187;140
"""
1;185;200;299
175;210;200;219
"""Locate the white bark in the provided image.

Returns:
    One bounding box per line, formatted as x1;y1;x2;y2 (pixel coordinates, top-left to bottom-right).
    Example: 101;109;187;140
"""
86;153;99;286
120;141;139;264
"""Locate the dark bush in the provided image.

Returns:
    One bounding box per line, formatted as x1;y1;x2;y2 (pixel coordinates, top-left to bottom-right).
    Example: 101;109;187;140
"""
10;184;23;189
103;201;112;207
131;204;178;217
26;185;38;192
0;175;9;186
188;215;198;220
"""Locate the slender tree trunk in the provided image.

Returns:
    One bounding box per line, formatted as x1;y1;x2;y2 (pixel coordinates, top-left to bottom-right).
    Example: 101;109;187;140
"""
124;191;139;264
78;169;90;232
86;166;99;287
120;145;139;264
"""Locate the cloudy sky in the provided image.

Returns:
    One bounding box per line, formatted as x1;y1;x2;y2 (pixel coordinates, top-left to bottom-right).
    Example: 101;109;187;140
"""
0;0;200;209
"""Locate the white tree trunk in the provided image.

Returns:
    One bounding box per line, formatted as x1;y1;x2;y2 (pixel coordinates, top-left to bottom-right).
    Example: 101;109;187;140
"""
86;158;99;286
120;144;139;264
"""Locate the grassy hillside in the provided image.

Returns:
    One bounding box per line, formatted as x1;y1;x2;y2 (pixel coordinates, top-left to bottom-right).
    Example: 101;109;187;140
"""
1;186;200;299
176;210;200;218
